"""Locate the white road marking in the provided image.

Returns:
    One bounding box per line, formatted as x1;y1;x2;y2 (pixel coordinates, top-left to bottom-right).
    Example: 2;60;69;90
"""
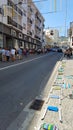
0;55;47;71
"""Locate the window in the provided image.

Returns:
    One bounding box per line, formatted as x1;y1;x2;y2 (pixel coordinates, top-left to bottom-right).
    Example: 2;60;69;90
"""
50;30;54;35
0;7;3;14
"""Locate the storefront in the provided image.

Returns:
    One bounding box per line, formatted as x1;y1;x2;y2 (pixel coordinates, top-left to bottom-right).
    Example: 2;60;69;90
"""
0;23;42;50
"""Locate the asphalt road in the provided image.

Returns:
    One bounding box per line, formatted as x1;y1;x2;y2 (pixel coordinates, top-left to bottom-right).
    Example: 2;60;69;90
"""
0;52;62;130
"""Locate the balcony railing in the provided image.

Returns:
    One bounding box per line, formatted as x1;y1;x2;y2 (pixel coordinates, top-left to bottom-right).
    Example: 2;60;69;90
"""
7;16;23;30
35;25;41;31
27;31;32;36
35;14;41;23
35;35;40;40
7;0;23;16
27;18;32;24
28;6;33;13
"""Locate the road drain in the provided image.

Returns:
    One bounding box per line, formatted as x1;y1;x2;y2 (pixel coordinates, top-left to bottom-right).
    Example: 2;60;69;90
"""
29;99;44;111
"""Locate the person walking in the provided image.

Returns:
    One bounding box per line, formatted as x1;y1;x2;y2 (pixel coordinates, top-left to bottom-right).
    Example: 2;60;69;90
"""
5;48;10;61
11;48;16;61
18;48;22;60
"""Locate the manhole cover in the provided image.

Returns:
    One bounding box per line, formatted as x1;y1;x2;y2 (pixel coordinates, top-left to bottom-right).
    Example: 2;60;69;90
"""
29;99;44;110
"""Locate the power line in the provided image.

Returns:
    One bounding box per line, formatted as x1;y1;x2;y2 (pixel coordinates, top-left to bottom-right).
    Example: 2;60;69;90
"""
33;0;48;3
45;25;68;29
41;10;62;14
20;0;48;5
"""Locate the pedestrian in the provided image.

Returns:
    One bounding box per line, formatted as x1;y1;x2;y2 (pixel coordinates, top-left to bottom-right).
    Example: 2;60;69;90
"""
5;48;10;61
11;48;16;61
18;48;22;60
23;49;27;57
63;49;68;57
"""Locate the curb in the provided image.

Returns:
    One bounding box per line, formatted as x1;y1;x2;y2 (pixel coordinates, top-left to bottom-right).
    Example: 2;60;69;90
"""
27;57;63;130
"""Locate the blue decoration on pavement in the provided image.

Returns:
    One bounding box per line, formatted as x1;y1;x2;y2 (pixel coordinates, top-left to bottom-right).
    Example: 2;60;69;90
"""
63;83;66;88
42;123;59;130
47;106;59;112
68;83;71;88
49;95;59;99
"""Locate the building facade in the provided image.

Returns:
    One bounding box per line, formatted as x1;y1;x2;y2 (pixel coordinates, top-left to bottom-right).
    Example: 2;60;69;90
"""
44;28;59;47
0;0;45;49
68;22;73;48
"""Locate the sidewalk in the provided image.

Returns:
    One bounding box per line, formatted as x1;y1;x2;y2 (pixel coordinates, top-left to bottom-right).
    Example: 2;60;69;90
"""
27;56;73;130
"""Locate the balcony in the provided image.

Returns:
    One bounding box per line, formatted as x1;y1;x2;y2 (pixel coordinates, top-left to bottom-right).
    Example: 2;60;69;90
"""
35;35;40;40
35;25;41;32
7;0;23;16
27;31;32;36
35;14;41;23
27;18;32;25
28;6;33;13
27;24;32;31
7;16;23;30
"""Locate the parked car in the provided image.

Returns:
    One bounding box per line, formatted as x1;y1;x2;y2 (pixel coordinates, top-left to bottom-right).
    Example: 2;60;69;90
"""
50;47;62;53
49;47;57;52
57;48;62;52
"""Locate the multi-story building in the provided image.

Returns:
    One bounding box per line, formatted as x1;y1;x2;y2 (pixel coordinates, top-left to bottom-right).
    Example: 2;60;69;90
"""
68;22;73;48
26;0;45;49
0;0;45;49
44;28;59;46
58;36;68;48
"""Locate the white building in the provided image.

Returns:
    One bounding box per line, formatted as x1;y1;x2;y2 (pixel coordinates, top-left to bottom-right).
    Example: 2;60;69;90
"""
68;22;73;48
44;28;59;46
0;0;45;49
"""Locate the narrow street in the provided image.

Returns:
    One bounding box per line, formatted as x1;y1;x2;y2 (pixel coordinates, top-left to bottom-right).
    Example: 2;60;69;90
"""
0;52;62;130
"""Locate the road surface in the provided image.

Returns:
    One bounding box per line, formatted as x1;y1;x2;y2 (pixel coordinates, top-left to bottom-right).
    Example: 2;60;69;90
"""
0;52;62;130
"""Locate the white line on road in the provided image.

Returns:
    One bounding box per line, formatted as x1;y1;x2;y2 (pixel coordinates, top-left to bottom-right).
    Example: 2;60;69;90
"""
0;55;47;71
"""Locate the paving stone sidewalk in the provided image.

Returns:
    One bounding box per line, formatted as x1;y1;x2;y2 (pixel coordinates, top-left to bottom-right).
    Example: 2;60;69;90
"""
27;56;73;130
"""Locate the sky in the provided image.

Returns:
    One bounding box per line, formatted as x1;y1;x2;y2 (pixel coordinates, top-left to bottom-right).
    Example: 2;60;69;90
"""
33;0;73;36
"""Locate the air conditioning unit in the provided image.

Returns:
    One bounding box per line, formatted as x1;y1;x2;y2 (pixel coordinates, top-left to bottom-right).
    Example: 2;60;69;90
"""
11;29;16;36
19;33;22;38
50;30;54;35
